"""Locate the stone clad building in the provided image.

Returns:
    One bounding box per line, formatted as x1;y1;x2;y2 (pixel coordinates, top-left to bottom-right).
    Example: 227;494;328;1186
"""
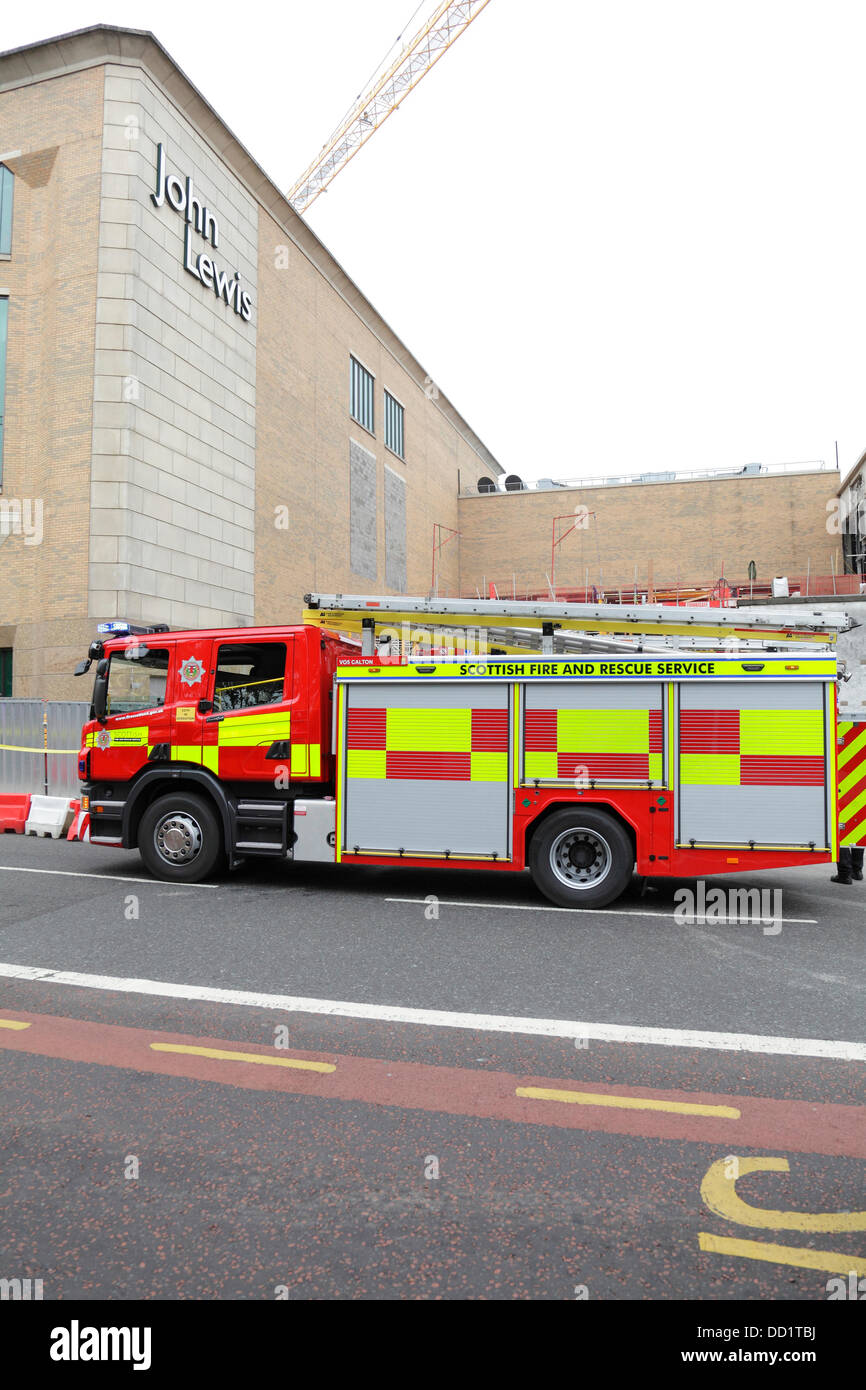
0;25;501;697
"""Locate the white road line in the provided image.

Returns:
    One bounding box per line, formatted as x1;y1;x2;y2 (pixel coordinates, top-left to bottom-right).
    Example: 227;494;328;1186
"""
0;866;216;888
0;961;861;1061
384;897;818;924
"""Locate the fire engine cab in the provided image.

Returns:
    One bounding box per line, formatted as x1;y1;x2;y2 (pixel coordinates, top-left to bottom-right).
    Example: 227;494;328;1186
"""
74;593;862;908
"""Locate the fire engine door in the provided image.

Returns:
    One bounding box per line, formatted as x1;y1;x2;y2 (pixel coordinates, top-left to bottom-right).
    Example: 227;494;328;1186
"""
88;642;173;779
202;638;294;781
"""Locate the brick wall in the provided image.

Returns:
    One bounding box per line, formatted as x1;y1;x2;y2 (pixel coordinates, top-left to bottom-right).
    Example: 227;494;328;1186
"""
253;205;485;621
458;472;844;597
0;68;104;698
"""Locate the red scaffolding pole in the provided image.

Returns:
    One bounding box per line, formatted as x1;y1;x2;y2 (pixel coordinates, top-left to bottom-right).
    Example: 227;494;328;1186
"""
431;522;460;597
551;509;596;599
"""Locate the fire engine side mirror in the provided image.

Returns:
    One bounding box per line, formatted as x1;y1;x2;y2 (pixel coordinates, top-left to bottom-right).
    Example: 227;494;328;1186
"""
92;658;110;723
74;659;92;677
198;699;213;714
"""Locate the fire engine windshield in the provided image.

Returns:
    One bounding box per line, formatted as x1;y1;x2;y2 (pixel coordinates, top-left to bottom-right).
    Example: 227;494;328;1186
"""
106;647;170;715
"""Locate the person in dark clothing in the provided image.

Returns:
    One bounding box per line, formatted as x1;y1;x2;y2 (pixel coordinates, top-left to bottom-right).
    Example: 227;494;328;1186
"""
831;845;865;884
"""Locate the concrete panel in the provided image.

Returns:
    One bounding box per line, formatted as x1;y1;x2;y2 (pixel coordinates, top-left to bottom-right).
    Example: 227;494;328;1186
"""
349;438;377;582
89;65;258;629
384;465;406;593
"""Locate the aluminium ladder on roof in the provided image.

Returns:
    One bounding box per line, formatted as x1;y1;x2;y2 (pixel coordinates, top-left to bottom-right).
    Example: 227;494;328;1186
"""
303;593;855;655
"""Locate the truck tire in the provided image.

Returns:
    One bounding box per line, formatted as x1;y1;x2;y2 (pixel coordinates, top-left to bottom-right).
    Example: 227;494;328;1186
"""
138;792;222;883
528;807;634;909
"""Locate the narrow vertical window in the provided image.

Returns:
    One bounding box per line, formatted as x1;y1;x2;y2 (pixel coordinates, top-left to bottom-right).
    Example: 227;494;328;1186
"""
384;390;404;460
0;166;13;256
350;355;375;434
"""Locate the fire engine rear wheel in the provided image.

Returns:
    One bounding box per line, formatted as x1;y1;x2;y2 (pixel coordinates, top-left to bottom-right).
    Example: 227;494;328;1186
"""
138;793;222;883
529;808;633;909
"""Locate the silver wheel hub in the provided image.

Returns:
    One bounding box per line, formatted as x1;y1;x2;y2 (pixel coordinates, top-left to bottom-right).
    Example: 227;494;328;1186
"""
155;812;203;865
550;827;612;890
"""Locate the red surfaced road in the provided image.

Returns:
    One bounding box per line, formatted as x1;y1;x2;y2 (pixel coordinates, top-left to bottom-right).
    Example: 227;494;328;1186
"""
1;1008;865;1157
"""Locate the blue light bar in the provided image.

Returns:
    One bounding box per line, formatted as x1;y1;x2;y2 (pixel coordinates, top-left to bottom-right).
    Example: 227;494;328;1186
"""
97;621;131;634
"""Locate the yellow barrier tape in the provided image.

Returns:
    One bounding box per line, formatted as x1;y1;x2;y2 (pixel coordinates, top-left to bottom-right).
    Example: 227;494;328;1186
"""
0;744;79;754
215;677;284;694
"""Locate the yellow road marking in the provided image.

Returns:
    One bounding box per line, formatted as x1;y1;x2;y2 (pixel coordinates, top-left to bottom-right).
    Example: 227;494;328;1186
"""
0;1018;31;1030
515;1086;739;1118
701;1157;866;1232
150;1043;335;1073
699;1232;866;1276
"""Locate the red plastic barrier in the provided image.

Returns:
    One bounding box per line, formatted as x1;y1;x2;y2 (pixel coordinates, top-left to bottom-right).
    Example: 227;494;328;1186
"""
0;794;32;834
67;803;90;842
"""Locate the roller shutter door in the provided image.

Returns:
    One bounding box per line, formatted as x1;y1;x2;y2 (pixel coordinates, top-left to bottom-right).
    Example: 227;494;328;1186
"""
342;682;511;857
678;681;827;846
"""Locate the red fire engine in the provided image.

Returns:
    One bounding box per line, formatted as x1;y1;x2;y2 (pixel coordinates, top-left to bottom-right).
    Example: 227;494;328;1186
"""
74;593;861;908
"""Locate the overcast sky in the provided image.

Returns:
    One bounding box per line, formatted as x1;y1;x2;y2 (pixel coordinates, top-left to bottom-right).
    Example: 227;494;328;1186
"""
7;1;866;482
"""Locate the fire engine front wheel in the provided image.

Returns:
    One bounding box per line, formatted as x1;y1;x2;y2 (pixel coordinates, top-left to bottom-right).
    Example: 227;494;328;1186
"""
138;793;222;883
529;808;634;909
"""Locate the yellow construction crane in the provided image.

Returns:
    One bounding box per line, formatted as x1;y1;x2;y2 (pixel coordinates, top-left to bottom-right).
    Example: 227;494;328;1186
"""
288;0;494;214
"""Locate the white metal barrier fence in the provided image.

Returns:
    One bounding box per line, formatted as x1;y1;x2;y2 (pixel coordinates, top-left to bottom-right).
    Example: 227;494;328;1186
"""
0;701;89;796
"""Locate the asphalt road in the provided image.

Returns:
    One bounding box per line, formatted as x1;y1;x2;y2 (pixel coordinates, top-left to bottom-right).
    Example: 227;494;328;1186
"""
1;833;864;1301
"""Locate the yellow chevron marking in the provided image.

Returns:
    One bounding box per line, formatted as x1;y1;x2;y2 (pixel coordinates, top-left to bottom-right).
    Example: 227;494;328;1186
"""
839;785;866;825
838;726;866;771
839;758;866;798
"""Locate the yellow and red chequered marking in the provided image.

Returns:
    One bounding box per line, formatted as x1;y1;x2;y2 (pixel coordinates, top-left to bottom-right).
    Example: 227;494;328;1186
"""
524;707;663;780
680;708;825;786
345;706;509;781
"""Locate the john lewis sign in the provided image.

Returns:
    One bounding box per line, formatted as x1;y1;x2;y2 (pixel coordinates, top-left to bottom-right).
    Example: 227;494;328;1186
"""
151;144;253;322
